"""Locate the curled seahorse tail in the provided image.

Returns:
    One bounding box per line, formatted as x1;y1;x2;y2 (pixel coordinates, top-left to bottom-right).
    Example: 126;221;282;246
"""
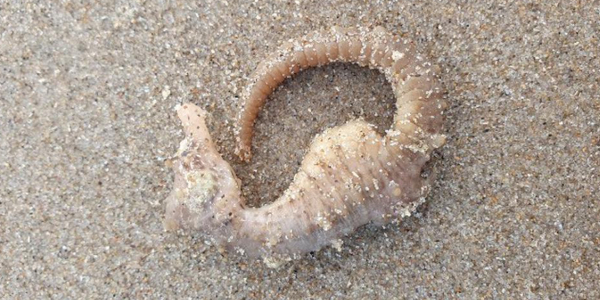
236;26;444;160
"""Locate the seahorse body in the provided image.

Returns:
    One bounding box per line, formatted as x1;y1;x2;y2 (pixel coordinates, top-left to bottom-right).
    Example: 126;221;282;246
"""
164;26;447;267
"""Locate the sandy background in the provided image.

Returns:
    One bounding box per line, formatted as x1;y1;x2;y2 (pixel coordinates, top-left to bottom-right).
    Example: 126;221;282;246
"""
1;1;599;298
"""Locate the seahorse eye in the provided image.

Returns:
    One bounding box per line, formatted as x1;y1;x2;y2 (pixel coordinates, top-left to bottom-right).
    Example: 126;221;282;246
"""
184;169;218;210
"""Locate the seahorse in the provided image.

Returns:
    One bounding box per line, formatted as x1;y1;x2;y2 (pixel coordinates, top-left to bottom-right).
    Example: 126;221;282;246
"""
164;26;447;267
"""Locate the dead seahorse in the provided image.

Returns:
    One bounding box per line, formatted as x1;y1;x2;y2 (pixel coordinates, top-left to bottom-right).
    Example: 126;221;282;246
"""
164;26;447;267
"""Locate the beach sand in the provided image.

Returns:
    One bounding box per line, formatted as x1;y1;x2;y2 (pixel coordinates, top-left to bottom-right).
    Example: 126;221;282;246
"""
1;1;599;298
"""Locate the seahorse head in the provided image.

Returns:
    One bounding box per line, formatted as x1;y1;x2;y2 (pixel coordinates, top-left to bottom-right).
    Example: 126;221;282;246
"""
164;104;242;233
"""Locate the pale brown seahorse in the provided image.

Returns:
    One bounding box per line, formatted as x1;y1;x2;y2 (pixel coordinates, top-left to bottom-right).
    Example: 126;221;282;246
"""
164;26;447;267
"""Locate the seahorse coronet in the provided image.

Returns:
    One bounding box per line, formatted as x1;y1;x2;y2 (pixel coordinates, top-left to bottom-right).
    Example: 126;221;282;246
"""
164;26;446;267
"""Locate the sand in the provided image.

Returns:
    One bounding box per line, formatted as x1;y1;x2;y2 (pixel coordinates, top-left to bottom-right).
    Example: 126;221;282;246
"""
1;1;599;298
